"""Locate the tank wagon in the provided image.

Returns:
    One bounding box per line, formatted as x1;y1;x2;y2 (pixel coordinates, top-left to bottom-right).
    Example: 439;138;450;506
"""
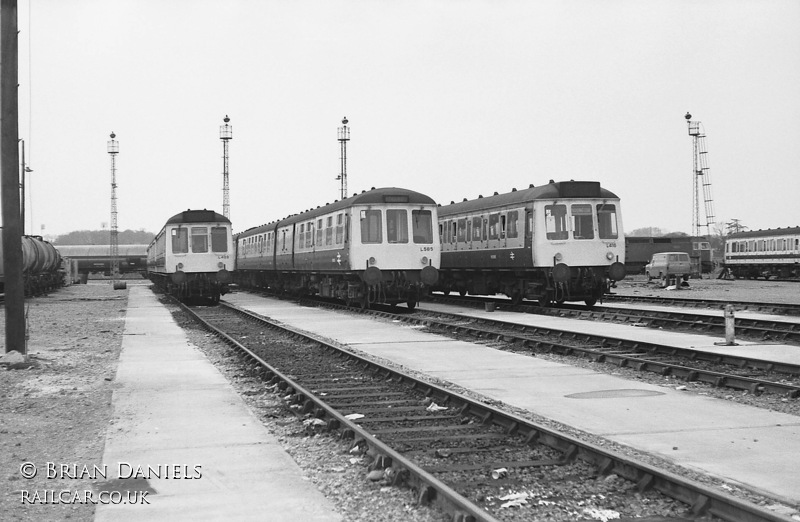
723;226;800;279
147;209;234;302
0;229;64;295
435;180;626;307
234;187;440;309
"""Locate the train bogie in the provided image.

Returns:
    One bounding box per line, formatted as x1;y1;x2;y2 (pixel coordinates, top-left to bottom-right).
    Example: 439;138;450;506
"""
436;181;626;306
234;187;440;309
147;210;234;302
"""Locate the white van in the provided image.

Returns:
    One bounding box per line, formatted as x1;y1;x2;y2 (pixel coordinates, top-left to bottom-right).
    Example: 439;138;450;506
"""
645;252;691;281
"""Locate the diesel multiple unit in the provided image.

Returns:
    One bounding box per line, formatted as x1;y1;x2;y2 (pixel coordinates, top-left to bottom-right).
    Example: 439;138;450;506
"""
434;180;626;306
234;187;440;309
146;210;234;302
723;226;800;279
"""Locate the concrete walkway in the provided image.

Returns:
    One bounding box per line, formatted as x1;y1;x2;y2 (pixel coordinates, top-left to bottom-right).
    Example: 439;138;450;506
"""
95;286;341;521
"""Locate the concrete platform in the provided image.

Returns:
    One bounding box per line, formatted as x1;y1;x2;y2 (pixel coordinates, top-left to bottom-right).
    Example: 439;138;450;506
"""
95;287;341;522
223;292;800;506
422;301;800;367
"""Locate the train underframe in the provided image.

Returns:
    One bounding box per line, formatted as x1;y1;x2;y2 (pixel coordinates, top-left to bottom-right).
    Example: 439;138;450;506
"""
723;263;800;280
149;272;229;303
436;265;616;307
235;269;433;310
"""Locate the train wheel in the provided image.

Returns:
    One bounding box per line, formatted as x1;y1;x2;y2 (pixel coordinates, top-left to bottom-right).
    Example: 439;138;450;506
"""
585;298;597;307
510;291;523;306
538;293;550;307
407;299;417;310
458;289;467;297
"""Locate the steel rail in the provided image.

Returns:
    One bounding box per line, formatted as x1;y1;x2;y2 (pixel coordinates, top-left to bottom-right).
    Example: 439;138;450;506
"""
178;298;795;522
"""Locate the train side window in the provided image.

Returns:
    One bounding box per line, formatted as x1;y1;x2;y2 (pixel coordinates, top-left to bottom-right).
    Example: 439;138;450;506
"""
596;204;618;239
316;219;324;246
412;210;433;243
457;218;466;243
450;221;457;243
438;223;444;244
335;213;344;244
191;227;209;253
570;204;594;239
544;205;568;240
488;214;499;240
171;227;188;254
298;224;305;250
499;215;506;239
211;226;228;252
387;209;409;243
326;216;334;245
506;211;518;239
360;210;383;243
472;217;482;240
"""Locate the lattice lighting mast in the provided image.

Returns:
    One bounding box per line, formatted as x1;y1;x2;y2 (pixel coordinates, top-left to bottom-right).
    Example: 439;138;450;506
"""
220;115;232;219
107;133;120;282
336;117;350;200
685;112;715;237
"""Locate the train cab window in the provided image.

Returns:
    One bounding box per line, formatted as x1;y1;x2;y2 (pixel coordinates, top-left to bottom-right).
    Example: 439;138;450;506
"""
191;227;209;253
211;226;228;252
387;210;409;243
360;210;383;243
570;204;594;240
506;211;519;239
411;210;433;244
472;217;482;241
545;205;568;240
596;204;618;239
171;227;188;254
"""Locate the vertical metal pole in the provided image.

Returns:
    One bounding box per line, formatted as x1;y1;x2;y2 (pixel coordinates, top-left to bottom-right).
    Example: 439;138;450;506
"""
724;304;735;345
220;115;232;219
20;138;24;233
337;117;349;201
1;0;26;355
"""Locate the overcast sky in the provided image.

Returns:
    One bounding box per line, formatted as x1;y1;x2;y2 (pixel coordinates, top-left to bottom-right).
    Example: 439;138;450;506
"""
11;0;800;240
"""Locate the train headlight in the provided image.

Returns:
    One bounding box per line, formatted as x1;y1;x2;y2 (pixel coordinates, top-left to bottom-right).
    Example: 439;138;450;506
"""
369;256;377;266
554;252;563;262
606;251;615;261
218;262;224;269
177;262;184;269
421;256;429;265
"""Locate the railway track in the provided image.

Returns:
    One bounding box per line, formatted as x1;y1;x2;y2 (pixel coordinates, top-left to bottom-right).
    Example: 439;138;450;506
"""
178;298;795;522
304;298;800;399
429;294;800;345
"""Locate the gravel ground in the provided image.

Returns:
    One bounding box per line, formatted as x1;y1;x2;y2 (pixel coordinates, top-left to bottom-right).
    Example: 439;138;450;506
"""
2;279;799;521
611;275;800;305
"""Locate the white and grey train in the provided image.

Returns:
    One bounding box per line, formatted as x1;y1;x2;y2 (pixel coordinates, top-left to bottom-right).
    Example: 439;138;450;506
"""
234;187;440;309
146;209;234;302
723;226;800;279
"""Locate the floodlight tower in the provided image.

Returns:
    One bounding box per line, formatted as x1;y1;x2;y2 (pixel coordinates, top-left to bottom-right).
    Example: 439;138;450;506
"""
107;132;120;281
220;115;232;219
336;117;350;200
685;112;715;237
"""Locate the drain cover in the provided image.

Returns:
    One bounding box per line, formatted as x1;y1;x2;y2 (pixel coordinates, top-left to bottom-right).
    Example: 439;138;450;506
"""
565;389;665;399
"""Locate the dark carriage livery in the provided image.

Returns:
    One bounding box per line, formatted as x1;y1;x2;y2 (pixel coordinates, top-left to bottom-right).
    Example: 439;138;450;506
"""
435;180;626;307
147;210;234;302
234;187;440;309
